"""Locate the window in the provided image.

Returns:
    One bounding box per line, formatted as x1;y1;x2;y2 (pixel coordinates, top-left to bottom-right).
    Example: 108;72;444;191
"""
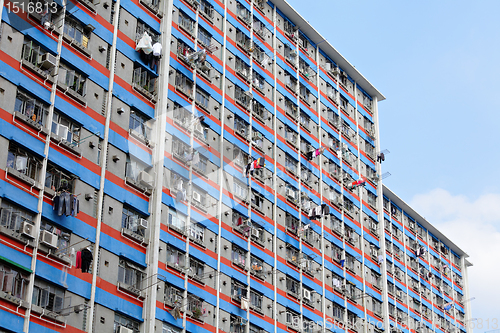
14;90;48;126
118;259;144;290
136;21;160;44
172;103;192;128
7;144;42;182
299;112;310;131
172;137;192;163
285;213;299;233
232;245;247;268
367;191;377;207
283;19;295;36
249;290;263;310
372;299;382;317
284;72;297;92
251;129;264;151
328;161;341;179
252;100;268;124
193;151;208;175
345;254;355;271
285;184;298;205
231;279;247;300
166;245;186;269
236;29;252;52
343;197;355;216
44;164;73;192
163;323;182;333
252;70;265;91
285;154;298;174
299;58;314;79
284;97;298;119
164;283;182;307
114;313;140;333
233;146;249;168
199;0;214;20
175;71;193;97
370;270;381;289
189;256;205;281
195;87;210;110
133;65;157;97
253;16;266;38
129;111;152;141
177;39;194;63
168;209;187;232
236;2;251;24
331;244;342;262
40;220;71;252
285;127;298;146
125;157;152;190
21;39;52;71
235;57;250;80
230;316;247;333
121;207;146;237
191;185;208;209
234;86;251;109
250;255;265;278
330;215;343;235
299;83;309;103
0;261;29;301
333;304;344;321
51;112;81;145
63;16;90;49
251;190;264;211
234;115;250;138
284;44;297;64
0;201;35;235
300;138;311;155
178;11;195;34
286;275;300;297
198;27;211;47
58;63;86;97
32;279;66;313
286;245;300;265
298;34;308;50
233;180;248;201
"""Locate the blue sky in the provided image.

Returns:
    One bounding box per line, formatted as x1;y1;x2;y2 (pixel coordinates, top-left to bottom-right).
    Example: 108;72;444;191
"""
286;0;500;331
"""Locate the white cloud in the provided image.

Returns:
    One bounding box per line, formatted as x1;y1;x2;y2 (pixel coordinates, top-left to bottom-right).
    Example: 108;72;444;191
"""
410;189;500;331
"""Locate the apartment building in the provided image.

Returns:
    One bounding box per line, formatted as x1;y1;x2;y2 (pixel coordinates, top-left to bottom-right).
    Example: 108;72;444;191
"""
0;0;472;332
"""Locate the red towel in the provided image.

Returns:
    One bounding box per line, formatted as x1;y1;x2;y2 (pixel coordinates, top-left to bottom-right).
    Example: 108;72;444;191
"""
76;251;82;269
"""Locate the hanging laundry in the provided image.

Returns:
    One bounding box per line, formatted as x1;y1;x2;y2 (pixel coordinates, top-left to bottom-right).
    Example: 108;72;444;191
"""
306;147;325;161
309;203;329;220
340;259;345;268
444;302;454;311
192;151;200;166
377;152;385;163
245;157;265;177
135;32;153;54
75;251;82;269
170;306;181;320
378;255;384;264
241;297;250;310
71;195;79;217
80;248;93;273
347;178;366;190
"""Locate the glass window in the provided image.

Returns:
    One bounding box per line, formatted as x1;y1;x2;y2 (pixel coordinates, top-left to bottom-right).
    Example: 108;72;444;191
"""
168;209;187;231
51;111;81;144
14;90;48;125
129;111;152;140
118;259;144;289
198;27;211;47
0;261;29;300
114;313;140;333
0;200;35;233
121;207;146;237
40;220;71;253
58;63;86;96
44;164;73;192
7;143;42;181
32;279;66;313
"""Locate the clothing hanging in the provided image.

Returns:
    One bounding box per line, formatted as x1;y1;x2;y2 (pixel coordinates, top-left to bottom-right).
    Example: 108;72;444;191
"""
80;249;93;273
76;251;82;269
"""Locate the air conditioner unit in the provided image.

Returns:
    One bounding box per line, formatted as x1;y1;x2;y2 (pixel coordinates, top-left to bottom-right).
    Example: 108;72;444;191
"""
303;289;311;300
138;171;151;186
40;230;58;248
193;191;201;202
287;189;295;198
56;124;69;140
251;228;260;238
40;53;57;70
324;63;332;71
138;218;148;230
194;122;204;134
245;220;252;227
118;326;133;333
22;222;36;238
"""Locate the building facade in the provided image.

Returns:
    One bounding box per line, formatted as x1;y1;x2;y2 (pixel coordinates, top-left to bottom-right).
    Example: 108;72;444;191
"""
0;0;472;332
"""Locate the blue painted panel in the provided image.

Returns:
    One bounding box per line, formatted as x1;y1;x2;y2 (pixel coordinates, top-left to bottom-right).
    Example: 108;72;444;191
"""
95;287;144;321
0;308;24;333
227;14;250;39
54;96;104;137
0;179;38;213
0;242;31;271
100;233;147;267
48;147;100;188
103;179;150;215
122;0;161;33
226;70;249;91
41;201;96;241
0;119;45;157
